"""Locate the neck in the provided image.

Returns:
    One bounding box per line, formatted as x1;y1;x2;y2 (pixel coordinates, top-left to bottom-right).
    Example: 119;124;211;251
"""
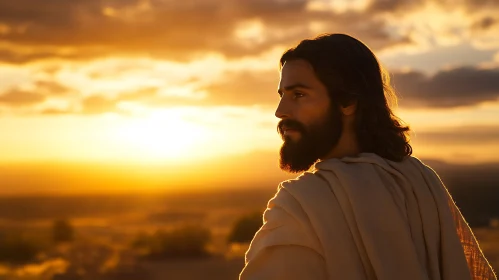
321;125;360;160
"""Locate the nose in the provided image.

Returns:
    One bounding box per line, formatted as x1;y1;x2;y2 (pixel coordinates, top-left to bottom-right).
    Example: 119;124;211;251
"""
275;98;291;119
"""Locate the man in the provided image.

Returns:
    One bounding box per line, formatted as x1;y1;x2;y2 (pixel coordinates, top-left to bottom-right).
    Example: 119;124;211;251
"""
239;34;496;280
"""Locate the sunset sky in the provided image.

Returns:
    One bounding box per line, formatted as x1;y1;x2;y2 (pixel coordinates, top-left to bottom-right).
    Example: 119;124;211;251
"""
1;0;499;193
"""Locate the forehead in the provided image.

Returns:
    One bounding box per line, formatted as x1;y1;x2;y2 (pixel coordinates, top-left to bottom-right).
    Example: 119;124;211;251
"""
279;59;320;88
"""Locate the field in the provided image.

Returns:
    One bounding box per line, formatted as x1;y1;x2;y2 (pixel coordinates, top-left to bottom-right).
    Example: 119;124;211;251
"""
0;186;497;280
0;188;272;280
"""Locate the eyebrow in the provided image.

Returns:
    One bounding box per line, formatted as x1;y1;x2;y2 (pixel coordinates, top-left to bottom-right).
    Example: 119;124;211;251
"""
278;83;313;95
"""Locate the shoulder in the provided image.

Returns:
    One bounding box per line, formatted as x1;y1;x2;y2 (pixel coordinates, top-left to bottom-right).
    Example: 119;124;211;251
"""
404;156;443;181
266;172;325;226
265;172;332;220
282;171;327;187
265;171;338;234
244;172;327;262
277;172;330;202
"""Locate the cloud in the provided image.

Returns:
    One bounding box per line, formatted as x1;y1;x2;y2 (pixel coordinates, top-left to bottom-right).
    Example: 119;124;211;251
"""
392;67;499;108
0;0;413;64
0;89;45;106
5;65;499;114
103;69;280;108
119;87;159;101
368;0;499;14
0;48;107;64
35;80;74;95
81;95;118;114
471;16;496;31
201;66;499;109
201;70;279;106
469;16;499;50
0;79;75;111
415;125;499;145
1;0;498;67
41;108;70;115
78;87;201;114
71;69;279;112
114;87;204;108
367;0;421;13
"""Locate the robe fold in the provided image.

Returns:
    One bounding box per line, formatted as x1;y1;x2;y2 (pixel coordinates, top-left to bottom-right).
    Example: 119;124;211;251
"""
240;153;496;280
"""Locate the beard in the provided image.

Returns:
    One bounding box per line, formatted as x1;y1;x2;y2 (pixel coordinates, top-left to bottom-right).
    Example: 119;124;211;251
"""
278;106;342;173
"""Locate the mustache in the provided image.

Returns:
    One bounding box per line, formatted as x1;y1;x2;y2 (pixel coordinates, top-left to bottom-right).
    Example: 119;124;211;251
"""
277;119;306;136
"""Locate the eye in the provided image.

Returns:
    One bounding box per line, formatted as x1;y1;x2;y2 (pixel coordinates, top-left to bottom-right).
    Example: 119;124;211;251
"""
293;92;305;99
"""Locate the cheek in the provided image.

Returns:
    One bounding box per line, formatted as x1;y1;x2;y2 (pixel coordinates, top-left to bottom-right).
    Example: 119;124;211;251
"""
292;112;320;133
300;99;330;125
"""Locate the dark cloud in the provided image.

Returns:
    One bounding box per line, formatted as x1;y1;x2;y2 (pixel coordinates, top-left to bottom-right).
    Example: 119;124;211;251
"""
392;67;499;108
0;89;45;106
0;0;412;64
413;125;499;145
472;16;497;30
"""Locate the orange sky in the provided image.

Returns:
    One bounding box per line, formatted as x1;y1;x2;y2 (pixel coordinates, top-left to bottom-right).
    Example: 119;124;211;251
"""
0;0;499;193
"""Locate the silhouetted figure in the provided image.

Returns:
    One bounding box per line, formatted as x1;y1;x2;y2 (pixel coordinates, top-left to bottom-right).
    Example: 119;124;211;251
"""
240;34;496;280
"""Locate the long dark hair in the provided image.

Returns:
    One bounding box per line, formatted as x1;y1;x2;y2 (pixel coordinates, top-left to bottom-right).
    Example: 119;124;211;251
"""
280;33;412;162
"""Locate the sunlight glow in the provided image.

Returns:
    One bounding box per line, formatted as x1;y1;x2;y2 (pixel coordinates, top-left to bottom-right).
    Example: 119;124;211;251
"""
114;112;207;161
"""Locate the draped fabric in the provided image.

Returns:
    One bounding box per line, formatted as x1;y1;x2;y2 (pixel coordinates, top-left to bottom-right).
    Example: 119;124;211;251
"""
240;153;496;280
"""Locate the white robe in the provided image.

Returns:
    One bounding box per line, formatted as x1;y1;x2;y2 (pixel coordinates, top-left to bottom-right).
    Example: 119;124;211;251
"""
240;153;496;280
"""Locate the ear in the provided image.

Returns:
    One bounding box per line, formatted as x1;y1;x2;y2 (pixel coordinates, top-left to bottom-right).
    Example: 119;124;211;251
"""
340;100;358;116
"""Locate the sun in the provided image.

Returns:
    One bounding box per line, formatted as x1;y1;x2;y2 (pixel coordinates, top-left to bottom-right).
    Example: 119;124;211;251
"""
114;111;207;162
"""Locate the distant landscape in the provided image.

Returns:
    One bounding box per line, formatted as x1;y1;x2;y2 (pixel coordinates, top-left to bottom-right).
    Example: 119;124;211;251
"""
0;188;270;280
0;158;498;279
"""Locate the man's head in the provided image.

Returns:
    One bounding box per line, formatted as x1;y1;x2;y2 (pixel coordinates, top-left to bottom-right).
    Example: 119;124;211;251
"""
276;34;412;173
